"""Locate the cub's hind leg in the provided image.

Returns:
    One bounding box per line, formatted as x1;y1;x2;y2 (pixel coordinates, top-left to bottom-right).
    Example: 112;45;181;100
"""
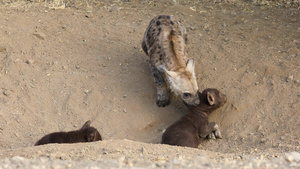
150;63;169;107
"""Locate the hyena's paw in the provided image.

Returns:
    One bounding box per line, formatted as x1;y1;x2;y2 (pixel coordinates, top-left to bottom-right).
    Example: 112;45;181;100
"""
213;124;222;139
156;93;170;107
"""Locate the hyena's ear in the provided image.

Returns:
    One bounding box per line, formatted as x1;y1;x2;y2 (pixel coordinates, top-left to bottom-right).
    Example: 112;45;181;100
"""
185;58;195;73
165;69;179;79
81;120;91;129
207;92;216;106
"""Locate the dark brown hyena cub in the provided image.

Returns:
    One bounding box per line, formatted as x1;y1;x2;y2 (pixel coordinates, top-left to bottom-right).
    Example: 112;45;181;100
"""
161;88;226;148
35;120;102;146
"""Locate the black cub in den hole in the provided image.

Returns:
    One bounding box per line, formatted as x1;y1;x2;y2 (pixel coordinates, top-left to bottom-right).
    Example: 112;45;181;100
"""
35;120;102;146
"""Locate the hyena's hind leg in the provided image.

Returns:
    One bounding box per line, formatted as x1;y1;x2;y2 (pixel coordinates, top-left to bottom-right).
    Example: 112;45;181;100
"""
149;63;169;107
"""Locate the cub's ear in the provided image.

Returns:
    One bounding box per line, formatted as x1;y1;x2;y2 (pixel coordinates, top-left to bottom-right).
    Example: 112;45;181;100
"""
186;58;195;73
207;92;215;106
81;120;91;129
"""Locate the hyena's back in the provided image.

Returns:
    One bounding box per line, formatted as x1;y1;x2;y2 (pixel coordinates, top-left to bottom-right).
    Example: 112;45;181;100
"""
142;15;188;70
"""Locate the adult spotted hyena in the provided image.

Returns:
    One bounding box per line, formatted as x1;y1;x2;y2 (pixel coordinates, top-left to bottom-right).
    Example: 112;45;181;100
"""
142;15;200;107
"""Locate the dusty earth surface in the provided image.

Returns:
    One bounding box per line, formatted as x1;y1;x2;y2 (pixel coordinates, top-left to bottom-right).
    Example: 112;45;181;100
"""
0;0;299;168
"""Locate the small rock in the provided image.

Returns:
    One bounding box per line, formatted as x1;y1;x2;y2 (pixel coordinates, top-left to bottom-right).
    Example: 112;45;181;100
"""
189;6;196;11
285;152;300;162
123;95;127;98
255;82;259;85
75;65;80;69
0;46;6;52
11;156;26;162
286;75;294;82
294;79;299;84
203;23;209;30
109;7;118;12
141;147;147;154
33;33;46;40
25;59;35;64
189;26;196;30
260;138;266;143
123;109;127;113
257;125;263;132
3;89;10;96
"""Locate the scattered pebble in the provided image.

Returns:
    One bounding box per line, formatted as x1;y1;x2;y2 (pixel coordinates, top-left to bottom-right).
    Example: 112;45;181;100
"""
25;59;35;64
33;33;46;40
189;26;196;30
260;138;266;143
141;147;147;154
0;46;6;52
3;89;11;96
189;6;196;11
257;125;263;132
285;152;300;162
286;75;294;82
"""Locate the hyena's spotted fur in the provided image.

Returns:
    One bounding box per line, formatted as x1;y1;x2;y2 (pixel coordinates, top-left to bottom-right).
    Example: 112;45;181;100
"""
142;15;200;107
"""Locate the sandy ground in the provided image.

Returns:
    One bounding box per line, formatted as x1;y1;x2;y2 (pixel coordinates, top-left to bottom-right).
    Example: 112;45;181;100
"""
0;0;299;168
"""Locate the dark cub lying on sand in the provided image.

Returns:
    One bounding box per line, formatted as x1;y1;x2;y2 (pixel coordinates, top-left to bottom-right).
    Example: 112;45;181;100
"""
161;88;226;148
35;120;102;146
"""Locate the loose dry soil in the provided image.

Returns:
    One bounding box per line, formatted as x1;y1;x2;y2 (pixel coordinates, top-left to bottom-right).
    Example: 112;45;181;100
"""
0;0;299;168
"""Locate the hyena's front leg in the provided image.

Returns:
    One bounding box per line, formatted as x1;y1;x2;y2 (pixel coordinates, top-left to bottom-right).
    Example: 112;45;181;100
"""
150;64;169;107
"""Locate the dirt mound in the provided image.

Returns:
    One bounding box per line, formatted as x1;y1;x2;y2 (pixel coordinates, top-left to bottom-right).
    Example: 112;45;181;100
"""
0;1;299;168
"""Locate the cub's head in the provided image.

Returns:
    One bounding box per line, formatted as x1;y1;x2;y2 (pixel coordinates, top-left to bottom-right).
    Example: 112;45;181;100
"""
186;88;226;114
81;120;102;142
202;88;227;110
164;58;200;106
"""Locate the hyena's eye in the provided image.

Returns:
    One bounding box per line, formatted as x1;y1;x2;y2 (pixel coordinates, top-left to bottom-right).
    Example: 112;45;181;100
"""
183;92;191;98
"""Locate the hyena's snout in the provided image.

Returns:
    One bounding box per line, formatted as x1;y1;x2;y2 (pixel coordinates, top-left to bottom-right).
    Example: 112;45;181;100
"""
182;93;200;106
193;97;200;106
192;95;200;106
